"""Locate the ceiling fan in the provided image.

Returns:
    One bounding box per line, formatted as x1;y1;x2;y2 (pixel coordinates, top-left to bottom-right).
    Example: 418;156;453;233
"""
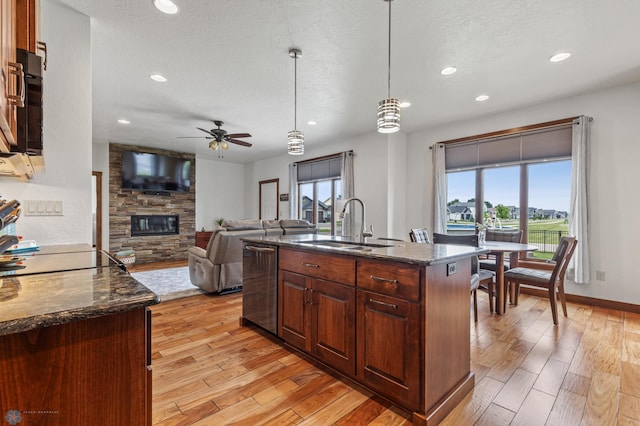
179;120;252;157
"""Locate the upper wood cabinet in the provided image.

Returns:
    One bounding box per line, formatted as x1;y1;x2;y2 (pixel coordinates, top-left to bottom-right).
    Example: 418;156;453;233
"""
1;0;19;152
15;0;39;53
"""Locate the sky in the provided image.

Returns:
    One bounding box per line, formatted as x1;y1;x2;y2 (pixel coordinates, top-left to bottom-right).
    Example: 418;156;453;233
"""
447;160;571;212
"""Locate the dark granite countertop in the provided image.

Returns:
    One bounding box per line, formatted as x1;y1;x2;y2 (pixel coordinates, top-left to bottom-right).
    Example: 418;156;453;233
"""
0;247;159;337
242;234;489;266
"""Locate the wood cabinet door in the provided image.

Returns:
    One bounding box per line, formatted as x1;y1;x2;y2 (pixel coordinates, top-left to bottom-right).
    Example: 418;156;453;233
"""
15;0;39;53
310;278;356;376
278;270;309;351
0;0;17;151
356;289;421;411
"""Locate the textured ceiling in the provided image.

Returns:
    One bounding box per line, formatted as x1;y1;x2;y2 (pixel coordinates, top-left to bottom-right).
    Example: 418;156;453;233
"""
55;0;640;162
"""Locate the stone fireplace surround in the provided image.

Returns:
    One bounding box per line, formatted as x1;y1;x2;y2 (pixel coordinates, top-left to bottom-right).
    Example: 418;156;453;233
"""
109;143;196;264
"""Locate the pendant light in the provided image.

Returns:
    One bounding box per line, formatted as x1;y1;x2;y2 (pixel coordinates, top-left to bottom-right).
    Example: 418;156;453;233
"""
377;0;400;134
288;48;304;155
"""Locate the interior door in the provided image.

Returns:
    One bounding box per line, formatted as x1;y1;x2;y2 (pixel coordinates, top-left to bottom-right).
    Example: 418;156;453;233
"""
259;178;279;220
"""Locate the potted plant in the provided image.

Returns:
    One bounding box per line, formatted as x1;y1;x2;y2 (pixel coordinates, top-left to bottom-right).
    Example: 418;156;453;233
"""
214;217;225;229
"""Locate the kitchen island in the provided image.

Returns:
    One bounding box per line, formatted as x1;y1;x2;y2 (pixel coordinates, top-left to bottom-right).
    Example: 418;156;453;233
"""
241;235;488;425
0;245;158;425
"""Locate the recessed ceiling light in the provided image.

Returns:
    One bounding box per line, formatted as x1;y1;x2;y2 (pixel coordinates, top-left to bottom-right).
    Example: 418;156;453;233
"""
307;121;317;126
475;95;490;102
440;66;457;76
153;0;178;14
399;101;411;108
549;52;571;63
118;119;130;124
150;74;167;82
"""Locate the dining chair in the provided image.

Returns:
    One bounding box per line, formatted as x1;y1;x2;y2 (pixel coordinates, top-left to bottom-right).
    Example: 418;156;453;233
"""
432;233;495;321
503;236;577;325
479;228;523;272
409;228;431;244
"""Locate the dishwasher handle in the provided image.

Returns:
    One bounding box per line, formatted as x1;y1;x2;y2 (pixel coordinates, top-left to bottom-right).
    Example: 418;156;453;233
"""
245;245;276;253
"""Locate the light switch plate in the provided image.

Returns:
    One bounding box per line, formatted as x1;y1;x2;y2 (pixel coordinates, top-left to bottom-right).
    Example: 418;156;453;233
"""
23;200;63;216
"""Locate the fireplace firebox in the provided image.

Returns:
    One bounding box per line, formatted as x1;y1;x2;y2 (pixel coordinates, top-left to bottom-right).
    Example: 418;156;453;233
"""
131;215;179;236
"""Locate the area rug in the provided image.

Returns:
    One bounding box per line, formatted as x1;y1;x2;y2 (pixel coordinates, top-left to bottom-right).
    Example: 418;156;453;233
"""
130;266;205;302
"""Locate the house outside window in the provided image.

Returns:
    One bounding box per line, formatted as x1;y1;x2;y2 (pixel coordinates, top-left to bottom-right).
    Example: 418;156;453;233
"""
445;125;572;259
296;155;342;235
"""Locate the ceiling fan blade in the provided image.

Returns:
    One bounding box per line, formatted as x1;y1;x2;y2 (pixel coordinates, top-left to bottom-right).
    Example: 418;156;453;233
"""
197;127;215;136
228;139;253;147
226;133;251;139
226;139;253;147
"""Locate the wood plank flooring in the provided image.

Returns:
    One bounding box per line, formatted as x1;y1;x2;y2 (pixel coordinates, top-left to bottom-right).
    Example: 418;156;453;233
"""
151;288;640;425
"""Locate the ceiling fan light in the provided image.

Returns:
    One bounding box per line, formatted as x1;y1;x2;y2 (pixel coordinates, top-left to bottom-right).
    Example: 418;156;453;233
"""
221;141;229;150
288;130;304;155
209;141;218;150
377;98;400;133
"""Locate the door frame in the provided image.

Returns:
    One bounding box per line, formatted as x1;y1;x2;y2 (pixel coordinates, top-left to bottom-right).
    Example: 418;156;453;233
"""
259;178;279;220
92;171;102;251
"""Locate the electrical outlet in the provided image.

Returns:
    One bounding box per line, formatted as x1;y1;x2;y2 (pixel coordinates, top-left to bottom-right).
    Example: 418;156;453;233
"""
596;270;606;281
447;262;457;276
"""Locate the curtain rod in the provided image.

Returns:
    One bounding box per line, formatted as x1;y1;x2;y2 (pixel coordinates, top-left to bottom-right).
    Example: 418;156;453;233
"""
294;150;354;165
428;116;592;149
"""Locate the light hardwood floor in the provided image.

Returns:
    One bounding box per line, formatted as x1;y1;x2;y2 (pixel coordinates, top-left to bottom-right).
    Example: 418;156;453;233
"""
150;289;640;425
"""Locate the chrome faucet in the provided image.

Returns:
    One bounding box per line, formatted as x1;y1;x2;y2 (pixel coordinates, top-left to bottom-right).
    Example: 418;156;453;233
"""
338;197;373;243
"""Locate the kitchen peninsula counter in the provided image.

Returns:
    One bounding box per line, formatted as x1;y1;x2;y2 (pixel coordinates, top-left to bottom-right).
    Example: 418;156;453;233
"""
243;234;488;265
241;235;487;425
0;245;158;425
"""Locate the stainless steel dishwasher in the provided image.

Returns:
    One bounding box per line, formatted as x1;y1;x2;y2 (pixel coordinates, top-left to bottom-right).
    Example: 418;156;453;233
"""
242;242;278;334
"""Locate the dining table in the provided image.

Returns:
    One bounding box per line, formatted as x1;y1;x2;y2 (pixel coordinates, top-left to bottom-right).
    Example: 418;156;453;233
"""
481;241;538;315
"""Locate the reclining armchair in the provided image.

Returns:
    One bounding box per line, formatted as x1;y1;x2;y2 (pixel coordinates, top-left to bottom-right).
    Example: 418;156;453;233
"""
188;220;266;293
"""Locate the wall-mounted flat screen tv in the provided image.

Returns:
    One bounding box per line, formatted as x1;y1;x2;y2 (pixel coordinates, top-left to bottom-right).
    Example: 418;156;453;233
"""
121;150;191;193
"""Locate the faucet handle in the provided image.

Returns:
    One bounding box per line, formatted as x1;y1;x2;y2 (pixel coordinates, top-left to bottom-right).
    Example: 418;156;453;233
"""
363;224;374;238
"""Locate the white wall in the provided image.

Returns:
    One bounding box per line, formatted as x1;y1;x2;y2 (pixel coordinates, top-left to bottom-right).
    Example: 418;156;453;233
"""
1;1;92;245
245;131;405;239
406;81;640;304
195;157;246;230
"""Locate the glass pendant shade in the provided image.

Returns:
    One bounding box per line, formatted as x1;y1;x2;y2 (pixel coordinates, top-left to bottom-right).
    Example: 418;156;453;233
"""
221;141;229;150
209;141;218;150
287;130;304;155
377;98;400;133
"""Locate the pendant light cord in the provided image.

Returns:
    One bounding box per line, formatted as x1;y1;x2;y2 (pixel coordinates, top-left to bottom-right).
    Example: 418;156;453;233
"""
294;53;298;130
387;0;392;98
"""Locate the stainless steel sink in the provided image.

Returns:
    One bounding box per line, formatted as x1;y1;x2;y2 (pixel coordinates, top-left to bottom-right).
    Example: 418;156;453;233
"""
297;240;392;249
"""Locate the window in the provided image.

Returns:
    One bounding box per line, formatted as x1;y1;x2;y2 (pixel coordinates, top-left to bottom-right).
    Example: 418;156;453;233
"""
296;155;342;235
444;123;572;258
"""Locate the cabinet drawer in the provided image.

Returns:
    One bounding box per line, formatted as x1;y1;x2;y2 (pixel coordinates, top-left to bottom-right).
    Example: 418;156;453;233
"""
357;260;420;301
279;248;355;285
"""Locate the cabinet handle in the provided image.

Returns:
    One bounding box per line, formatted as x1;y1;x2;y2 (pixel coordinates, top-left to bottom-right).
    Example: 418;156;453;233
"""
370;275;398;284
369;298;397;309
245;246;275;253
304;287;314;304
302;262;320;268
7;62;25;108
37;41;48;71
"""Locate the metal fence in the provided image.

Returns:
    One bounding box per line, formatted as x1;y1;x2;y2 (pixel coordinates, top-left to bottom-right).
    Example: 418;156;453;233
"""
527;229;568;254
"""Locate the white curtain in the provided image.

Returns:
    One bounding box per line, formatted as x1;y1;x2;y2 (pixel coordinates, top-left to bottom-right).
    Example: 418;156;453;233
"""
288;163;298;219
432;144;447;234
569;116;591;283
340;151;355;236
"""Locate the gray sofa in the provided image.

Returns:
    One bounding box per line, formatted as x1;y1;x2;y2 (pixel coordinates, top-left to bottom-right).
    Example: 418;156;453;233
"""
188;219;317;293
